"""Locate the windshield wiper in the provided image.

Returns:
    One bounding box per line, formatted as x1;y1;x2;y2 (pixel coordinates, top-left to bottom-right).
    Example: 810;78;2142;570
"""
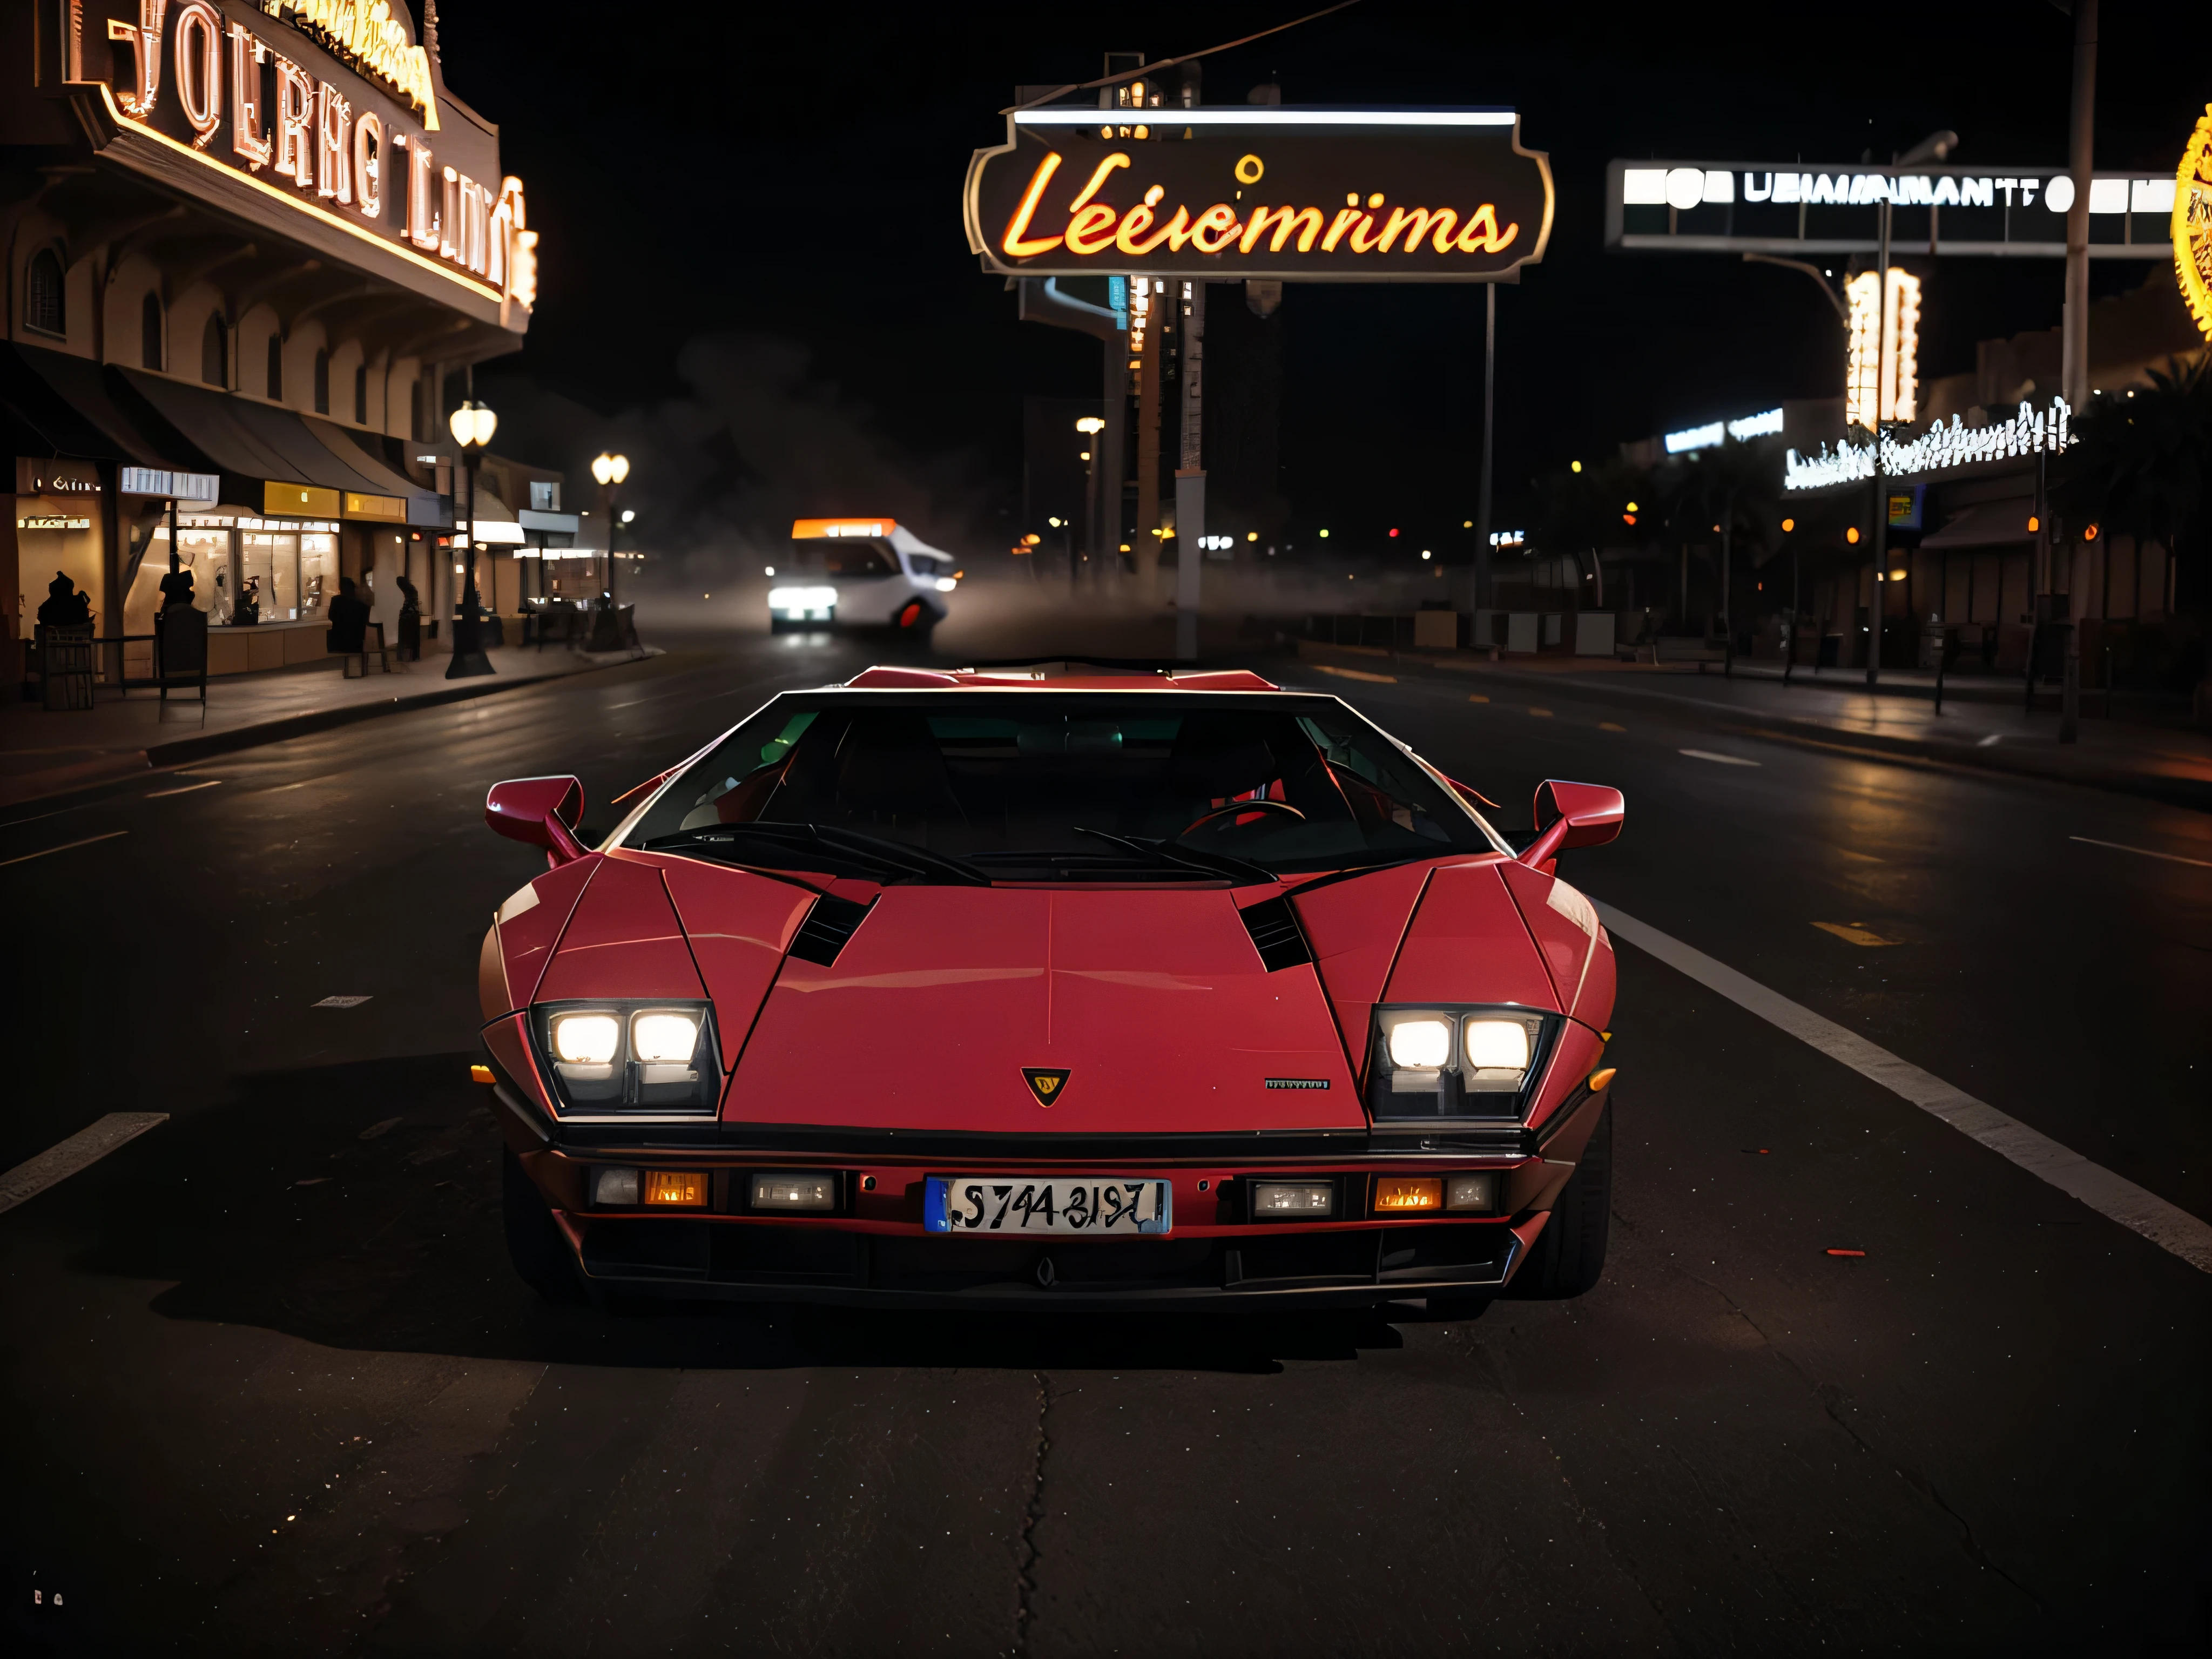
639;821;990;885
1073;827;1276;886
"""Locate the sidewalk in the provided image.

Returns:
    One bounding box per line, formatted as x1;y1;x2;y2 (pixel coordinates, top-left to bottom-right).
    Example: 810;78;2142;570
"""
1;643;653;810
1294;640;2212;813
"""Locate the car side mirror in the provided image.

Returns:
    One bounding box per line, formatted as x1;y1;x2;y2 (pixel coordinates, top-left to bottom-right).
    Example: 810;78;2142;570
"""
486;775;589;866
1519;779;1624;867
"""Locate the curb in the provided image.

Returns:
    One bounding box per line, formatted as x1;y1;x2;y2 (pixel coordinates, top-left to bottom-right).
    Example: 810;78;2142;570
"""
1293;643;2212;814
2;649;653;809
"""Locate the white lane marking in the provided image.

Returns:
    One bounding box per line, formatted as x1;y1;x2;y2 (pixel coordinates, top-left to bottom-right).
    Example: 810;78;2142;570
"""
1595;900;2212;1275
608;699;650;709
146;779;222;798
1977;734;2002;747
1679;748;1761;767
0;830;129;868
313;995;373;1008
0;1113;169;1215
2070;835;2212;871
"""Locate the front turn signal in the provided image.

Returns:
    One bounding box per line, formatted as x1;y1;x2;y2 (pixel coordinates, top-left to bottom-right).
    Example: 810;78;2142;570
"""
470;1063;495;1085
1374;1177;1443;1212
644;1170;707;1207
1589;1067;1617;1091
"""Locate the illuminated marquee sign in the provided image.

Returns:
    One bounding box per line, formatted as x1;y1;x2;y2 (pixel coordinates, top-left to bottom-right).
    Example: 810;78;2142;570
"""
1607;160;2176;258
792;518;894;538
1662;408;1782;455
2176;106;2212;342
63;0;534;310
966;107;1553;281
1785;400;2072;492
1845;268;1920;429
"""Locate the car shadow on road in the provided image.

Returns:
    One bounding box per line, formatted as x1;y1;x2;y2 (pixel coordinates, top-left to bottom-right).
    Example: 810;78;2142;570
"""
75;1053;1429;1375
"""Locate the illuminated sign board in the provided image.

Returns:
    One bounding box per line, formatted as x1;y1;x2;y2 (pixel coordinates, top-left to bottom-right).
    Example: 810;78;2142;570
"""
2176;107;2212;342
120;466;220;498
1845;269;1920;428
15;457;100;495
60;0;535;313
1662;408;1782;455
791;518;895;538
1785;400;2072;492
967;107;1553;281
17;516;93;531
1606;161;2176;258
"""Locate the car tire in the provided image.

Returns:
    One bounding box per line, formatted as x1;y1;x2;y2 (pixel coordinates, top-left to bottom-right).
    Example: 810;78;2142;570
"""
503;1145;583;1303
1508;1100;1612;1299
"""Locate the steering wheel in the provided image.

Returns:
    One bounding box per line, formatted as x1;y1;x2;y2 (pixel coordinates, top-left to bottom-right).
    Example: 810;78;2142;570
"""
1181;799;1307;836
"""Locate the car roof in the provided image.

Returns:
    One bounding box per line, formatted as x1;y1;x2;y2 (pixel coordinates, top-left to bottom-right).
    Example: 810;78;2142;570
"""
842;666;1282;691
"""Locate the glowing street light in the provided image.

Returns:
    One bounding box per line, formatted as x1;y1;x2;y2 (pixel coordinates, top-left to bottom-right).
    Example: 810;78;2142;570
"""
591;452;630;608
444;399;497;679
1075;415;1107;590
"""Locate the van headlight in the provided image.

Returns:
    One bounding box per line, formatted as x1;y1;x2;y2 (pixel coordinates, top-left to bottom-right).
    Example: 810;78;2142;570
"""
1369;1007;1557;1121
768;585;837;618
531;1000;720;1115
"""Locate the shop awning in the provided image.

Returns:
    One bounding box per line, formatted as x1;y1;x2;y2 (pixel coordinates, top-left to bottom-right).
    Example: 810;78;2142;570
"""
305;417;444;526
3;342;177;468
118;370;433;523
1921;498;2038;550
458;487;525;544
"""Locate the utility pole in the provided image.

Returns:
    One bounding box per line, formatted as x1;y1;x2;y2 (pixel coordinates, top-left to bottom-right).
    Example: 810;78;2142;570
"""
1474;282;1495;627
2060;0;2096;743
1867;197;1890;689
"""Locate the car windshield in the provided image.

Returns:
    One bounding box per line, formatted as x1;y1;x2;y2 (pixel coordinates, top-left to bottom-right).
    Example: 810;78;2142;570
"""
786;540;899;578
621;692;1501;882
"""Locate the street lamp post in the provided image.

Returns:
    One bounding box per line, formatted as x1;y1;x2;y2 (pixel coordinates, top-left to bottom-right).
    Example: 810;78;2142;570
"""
591;451;630;606
1076;415;1105;590
446;399;497;679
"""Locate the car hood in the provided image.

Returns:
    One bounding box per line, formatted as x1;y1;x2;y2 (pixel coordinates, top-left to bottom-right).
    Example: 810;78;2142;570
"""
499;851;1575;1136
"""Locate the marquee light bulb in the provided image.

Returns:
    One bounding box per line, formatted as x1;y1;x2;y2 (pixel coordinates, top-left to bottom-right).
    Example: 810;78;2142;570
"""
1846;527;1860;544
1570;460;1582;473
1075;416;1105;434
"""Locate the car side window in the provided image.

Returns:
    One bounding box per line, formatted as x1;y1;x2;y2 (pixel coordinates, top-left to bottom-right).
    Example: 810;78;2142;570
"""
821;543;898;578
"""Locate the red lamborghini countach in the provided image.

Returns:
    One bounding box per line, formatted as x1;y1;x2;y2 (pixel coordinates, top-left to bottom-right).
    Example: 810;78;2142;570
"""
477;665;1624;1313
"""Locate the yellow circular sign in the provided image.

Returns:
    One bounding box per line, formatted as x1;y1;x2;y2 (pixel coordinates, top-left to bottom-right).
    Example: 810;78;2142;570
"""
1234;153;1264;185
2175;104;2212;342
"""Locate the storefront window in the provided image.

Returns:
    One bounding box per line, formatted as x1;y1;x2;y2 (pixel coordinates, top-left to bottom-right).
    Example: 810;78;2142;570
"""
125;525;234;632
300;532;335;620
242;530;296;623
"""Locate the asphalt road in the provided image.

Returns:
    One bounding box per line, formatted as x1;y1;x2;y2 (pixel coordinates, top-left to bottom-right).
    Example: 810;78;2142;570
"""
3;610;2208;1656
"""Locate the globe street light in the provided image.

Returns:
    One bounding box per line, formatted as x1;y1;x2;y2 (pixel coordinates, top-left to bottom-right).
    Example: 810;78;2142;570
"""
1076;415;1105;589
446;399;497;678
591;451;629;608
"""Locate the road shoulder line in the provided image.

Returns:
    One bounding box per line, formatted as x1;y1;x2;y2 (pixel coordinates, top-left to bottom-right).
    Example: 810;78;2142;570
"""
0;1112;170;1215
1594;900;2212;1275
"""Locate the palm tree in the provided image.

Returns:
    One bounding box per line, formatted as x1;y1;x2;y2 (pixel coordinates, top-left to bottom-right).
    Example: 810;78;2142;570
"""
2060;356;2212;714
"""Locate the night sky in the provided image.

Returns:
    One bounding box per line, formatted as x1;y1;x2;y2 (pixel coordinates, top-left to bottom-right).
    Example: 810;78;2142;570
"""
439;1;2201;551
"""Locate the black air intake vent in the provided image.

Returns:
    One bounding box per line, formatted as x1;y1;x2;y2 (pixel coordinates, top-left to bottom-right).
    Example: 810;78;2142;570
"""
787;894;874;966
1238;894;1313;973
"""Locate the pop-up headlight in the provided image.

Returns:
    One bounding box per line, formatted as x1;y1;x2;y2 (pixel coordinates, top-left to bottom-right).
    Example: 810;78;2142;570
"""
1368;1006;1558;1122
531;1001;720;1116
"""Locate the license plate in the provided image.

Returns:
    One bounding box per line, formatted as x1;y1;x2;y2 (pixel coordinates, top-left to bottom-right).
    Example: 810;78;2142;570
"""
924;1177;1173;1235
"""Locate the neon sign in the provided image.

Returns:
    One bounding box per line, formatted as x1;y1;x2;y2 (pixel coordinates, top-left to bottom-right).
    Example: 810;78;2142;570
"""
1784;400;2071;492
2176;106;2212;343
1845;268;1920;429
967;107;1553;281
1663;408;1782;454
64;0;530;309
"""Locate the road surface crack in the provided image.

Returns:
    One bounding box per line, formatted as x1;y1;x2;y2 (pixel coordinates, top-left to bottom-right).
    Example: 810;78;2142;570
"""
1671;1260;2046;1616
1012;1370;1053;1655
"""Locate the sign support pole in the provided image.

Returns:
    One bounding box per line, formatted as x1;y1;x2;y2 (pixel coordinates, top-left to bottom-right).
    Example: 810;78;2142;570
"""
1175;278;1205;660
1867;199;1890;690
1475;281;1495;624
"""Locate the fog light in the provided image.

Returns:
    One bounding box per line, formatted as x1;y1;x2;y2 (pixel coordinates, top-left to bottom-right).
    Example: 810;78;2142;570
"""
1252;1180;1334;1216
595;1166;640;1206
1446;1174;1496;1213
1374;1177;1442;1212
750;1172;837;1211
644;1170;706;1206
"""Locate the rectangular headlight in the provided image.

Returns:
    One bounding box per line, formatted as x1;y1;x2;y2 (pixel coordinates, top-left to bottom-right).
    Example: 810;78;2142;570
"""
768;585;837;610
1370;1006;1559;1122
1251;1180;1335;1217
532;1000;721;1115
1446;1174;1496;1213
749;1172;838;1211
594;1166;640;1206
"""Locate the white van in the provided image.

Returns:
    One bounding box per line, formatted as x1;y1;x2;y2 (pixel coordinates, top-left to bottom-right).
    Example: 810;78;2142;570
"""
768;518;961;637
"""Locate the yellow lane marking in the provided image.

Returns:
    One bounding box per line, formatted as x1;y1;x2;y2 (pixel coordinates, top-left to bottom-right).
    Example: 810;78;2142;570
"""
1468;693;1490;703
1836;847;1886;864
147;779;222;798
1599;721;1627;732
1312;664;1398;684
1813;921;1900;947
1529;707;1554;717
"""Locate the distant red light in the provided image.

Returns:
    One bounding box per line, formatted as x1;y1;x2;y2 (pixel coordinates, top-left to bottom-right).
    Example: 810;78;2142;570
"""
1387;527;1399;537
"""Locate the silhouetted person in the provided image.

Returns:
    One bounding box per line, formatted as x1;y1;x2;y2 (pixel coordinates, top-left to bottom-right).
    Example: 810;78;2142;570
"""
36;572;91;628
327;575;369;652
238;574;261;626
158;564;196;611
396;571;420;617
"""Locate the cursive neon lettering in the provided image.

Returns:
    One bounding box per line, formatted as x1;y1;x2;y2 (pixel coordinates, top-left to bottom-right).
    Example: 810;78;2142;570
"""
1189;203;1241;253
1454;204;1518;253
1321;207;1363;251
1001;152;1066;257
1115;202;1164;255
1159;205;1199;252
1067;152;1131;212
1348;212;1385;252
1239;205;1322;254
1065;203;1118;255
